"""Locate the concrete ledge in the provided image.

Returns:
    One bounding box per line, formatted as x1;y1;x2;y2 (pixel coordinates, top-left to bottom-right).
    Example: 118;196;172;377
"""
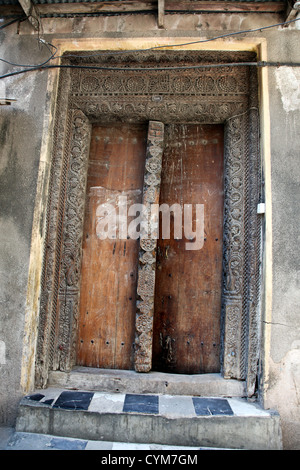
48;368;246;397
15;391;283;450
16;403;282;450
5;431;226;451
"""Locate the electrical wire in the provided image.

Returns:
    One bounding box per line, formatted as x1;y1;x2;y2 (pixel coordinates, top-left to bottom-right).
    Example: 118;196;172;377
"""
1;15;300;68
0;16;300;80
0;16;27;30
1;60;300;81
0;40;58;68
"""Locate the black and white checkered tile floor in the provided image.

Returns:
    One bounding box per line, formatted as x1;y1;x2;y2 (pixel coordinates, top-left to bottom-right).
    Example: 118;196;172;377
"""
6;389;273;450
24;388;269;418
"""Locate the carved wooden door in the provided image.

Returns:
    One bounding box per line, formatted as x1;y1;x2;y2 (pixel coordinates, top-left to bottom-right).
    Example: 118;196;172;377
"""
77;123;147;369
152;124;224;374
77;122;224;373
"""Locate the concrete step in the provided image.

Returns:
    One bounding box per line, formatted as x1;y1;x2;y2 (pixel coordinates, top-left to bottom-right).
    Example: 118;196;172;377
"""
15;388;283;450
6;431;224;451
48;368;246;397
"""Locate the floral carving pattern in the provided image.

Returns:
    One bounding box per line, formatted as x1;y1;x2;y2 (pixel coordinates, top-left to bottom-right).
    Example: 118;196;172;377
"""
135;121;164;372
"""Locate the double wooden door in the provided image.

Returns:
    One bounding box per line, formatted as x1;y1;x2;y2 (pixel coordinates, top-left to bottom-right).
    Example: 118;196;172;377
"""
77;122;224;374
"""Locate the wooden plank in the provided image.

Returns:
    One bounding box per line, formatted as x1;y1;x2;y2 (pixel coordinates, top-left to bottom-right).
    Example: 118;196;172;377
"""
152;124;224;374
0;1;286;17
18;0;40;30
158;0;165;28
165;1;286;13
285;0;300;21
28;1;157;16
77;123;147;370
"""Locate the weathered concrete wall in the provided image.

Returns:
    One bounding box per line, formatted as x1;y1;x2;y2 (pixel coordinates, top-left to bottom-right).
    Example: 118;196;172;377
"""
0;28;50;423
263;33;300;449
0;12;299;448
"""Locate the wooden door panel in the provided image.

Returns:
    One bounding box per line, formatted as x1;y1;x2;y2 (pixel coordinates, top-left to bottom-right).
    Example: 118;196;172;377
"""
77;124;147;369
152;124;224;374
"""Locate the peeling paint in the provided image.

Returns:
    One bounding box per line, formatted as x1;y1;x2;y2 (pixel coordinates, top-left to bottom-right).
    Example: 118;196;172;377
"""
275;67;300;113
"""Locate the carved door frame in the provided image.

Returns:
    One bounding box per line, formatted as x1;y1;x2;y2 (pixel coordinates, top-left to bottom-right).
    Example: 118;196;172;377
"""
35;50;262;397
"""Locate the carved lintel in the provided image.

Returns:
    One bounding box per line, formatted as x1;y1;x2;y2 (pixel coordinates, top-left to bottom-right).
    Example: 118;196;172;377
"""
134;121;164;372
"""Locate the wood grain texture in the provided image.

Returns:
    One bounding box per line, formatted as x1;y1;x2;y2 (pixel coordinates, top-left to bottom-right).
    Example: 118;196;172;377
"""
1;1;285;17
152;124;224;374
77;124;147;369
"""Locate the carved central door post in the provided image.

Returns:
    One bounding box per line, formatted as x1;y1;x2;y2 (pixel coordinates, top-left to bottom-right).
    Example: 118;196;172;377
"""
134;121;164;372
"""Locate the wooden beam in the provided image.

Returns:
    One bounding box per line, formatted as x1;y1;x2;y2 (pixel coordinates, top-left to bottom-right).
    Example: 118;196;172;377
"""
18;0;40;30
22;1;157;17
285;0;300;21
0;1;287;18
165;1;286;13
158;0;165;28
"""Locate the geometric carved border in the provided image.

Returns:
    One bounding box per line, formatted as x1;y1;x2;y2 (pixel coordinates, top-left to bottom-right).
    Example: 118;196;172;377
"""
35;50;261;397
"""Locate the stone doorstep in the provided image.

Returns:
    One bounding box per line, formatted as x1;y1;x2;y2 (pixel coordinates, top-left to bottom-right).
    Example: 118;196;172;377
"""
15;389;283;450
48;368;246;397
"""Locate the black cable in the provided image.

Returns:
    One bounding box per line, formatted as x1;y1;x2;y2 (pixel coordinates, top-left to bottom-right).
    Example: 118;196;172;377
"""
1;15;300;69
0;40;58;68
1;60;300;81
0;16;300;80
0;62;257;80
0;16;27;30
